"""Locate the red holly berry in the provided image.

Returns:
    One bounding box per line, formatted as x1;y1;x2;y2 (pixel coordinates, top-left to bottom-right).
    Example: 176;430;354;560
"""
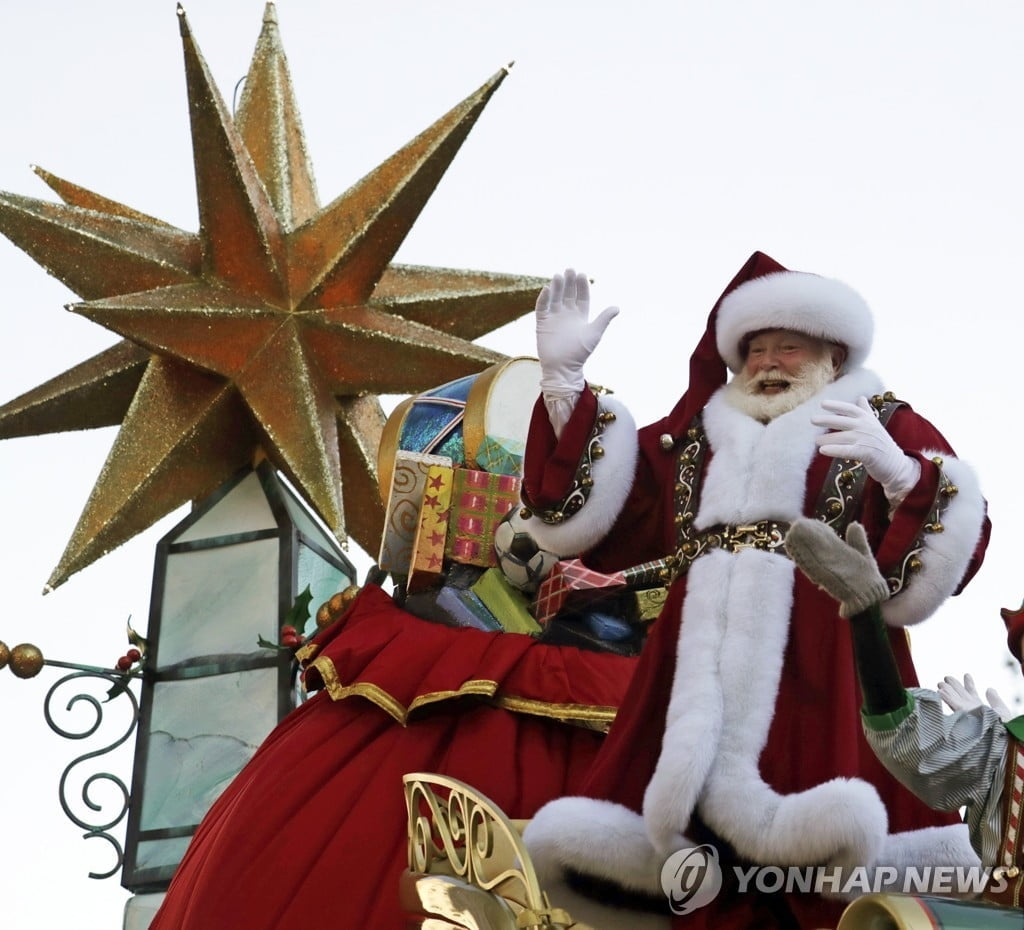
280;625;298;637
126;648;142;663
116;655;133;671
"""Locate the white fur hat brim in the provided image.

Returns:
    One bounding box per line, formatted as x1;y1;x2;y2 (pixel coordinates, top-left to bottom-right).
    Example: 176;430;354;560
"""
715;271;873;373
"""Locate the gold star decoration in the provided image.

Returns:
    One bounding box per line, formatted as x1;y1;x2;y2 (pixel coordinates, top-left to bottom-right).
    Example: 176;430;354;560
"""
0;3;544;591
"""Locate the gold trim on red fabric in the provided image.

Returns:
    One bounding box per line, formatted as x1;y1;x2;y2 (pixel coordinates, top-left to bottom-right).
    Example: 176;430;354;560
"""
307;654;618;730
493;695;617;732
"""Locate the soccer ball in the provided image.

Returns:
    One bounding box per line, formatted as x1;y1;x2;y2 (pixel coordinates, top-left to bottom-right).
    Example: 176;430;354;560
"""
492;512;560;593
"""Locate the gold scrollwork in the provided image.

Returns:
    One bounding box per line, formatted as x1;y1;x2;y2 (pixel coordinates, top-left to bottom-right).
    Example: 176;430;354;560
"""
525;403;615;525
884;470;956;596
403;773;572;929
820;460;868;530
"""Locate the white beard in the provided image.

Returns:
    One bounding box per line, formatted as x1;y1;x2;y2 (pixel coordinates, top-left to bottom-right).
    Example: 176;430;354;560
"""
723;355;837;422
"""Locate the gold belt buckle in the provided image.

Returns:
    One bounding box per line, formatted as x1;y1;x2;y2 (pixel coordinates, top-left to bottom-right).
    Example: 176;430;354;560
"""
727;523;763;551
727;521;785;552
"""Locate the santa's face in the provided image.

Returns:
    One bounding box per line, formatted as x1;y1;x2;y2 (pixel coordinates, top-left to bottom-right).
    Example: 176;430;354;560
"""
725;329;844;422
743;329;836;392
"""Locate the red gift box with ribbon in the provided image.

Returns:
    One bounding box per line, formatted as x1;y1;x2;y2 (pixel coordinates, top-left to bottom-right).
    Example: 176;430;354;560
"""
532;558;627;625
444;468;521;568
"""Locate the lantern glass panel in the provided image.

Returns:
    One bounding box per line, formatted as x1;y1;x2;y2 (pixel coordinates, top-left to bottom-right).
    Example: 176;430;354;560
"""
140;669;278;831
174;471;277;542
133;836;193;875
280;481;337;544
158;539;278;666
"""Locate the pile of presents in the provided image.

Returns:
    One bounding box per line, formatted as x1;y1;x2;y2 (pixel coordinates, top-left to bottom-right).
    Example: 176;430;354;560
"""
376;445;668;656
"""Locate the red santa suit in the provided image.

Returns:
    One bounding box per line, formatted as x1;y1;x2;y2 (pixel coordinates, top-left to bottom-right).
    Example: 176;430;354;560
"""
519;252;991;930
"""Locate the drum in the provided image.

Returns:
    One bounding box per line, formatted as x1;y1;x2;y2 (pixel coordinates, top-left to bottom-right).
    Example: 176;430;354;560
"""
377;357;541;503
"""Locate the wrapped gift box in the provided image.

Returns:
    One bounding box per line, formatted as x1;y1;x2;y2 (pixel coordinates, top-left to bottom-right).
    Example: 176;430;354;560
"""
407;463;455;593
474;433;526;476
402;584;502;632
445;468;521;568
471;567;541;635
438;585;503;631
532;559;628;625
632;586;669;621
377;450;453;576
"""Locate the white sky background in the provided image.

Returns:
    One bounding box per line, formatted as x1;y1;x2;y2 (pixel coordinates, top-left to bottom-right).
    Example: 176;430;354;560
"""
0;1;1021;926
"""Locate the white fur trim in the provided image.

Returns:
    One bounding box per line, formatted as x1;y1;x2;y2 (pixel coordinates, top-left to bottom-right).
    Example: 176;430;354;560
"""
700;369;883;523
524;797;668;895
864;824;981;900
875;823;980;872
716;271;873;373
701;775;888;872
881;452;986;628
522;797;671;929
646;370;895;862
520;395;637;557
643;548;795;854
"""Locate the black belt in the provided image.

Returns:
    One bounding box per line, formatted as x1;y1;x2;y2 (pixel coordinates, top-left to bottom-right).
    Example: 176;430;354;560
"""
676;519;792;566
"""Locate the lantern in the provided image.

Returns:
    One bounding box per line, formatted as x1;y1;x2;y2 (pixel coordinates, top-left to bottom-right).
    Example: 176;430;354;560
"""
121;461;355;892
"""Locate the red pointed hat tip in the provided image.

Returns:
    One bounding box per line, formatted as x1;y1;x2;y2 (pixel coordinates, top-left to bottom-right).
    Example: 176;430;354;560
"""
1001;602;1024;662
1001;604;1024;624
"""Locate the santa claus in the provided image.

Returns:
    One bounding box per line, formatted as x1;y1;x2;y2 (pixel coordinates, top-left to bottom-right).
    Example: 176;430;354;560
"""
517;252;991;929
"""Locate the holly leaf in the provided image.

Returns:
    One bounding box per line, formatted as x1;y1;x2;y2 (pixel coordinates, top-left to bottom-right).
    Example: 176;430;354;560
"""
257;586;315;650
105;672;135;702
286;585;314;635
126;616;148;655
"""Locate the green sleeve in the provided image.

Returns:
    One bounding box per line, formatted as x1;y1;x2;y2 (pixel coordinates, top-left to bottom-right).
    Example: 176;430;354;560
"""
861;690;915;732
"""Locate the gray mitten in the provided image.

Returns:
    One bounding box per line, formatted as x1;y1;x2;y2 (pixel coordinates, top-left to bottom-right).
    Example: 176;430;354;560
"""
784;518;890;617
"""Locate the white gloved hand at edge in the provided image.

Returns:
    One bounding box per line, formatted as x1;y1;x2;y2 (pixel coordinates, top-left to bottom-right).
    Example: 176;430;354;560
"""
938;674;1015;722
812;396;921;504
938;674;984;713
535;268;618;396
985;686;1016;723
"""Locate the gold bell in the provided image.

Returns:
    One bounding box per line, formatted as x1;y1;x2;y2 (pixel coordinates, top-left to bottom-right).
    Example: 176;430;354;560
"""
659;433;674;450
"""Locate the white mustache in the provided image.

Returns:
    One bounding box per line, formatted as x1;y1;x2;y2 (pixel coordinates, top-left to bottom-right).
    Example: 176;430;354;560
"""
749;369;790;387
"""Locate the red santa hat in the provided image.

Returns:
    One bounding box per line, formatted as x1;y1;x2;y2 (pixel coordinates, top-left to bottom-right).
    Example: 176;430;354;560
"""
715;264;874;374
660;252;873;441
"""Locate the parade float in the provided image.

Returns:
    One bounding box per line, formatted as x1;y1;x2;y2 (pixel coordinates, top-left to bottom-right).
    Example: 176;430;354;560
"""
0;6;1019;930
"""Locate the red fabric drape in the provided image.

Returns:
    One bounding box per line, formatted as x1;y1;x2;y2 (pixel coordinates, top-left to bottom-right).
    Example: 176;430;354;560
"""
150;586;636;930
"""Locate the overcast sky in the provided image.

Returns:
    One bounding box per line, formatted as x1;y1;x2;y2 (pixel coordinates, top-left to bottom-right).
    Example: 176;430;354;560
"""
1;2;1022;926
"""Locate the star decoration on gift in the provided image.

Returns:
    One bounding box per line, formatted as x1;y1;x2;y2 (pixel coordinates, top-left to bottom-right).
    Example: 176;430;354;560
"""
0;3;544;591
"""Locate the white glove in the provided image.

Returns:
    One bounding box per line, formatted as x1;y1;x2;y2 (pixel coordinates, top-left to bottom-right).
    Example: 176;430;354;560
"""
987;687;1016;723
812;397;921;504
938;674;1015;723
535;268;618;395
